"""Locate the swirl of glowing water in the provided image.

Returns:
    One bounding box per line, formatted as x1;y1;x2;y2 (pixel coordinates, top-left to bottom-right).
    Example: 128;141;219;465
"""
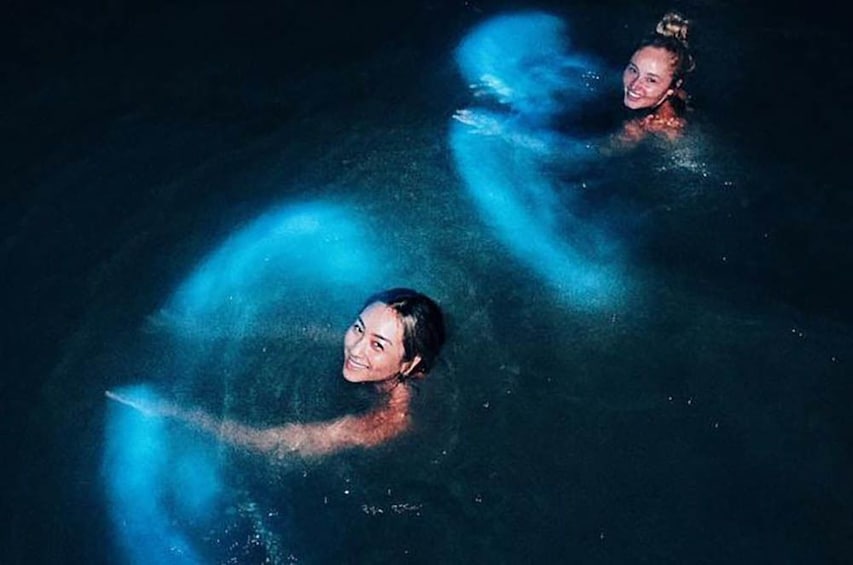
161;201;391;338
104;200;394;563
452;12;627;310
455;11;604;121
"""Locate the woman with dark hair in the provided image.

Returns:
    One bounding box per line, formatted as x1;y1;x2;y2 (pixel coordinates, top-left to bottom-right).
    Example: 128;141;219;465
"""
618;11;697;143
107;288;446;458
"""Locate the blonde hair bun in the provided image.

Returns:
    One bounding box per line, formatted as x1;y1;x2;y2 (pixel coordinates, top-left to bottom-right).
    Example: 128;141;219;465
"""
656;11;690;44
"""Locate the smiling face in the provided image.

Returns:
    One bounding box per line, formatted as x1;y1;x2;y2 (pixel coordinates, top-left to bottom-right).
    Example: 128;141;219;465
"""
622;46;677;110
342;302;419;384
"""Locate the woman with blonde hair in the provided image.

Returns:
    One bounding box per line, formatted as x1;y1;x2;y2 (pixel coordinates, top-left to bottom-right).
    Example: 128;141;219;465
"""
619;11;696;143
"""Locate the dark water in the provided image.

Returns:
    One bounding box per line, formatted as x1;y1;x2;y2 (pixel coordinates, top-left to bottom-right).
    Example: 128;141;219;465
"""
3;1;852;563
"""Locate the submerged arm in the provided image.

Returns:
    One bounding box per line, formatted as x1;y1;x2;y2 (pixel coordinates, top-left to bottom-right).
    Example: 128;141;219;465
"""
287;395;412;456
105;387;412;458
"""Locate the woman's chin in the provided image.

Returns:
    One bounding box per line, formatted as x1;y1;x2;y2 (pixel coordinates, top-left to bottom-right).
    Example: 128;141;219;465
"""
342;369;361;383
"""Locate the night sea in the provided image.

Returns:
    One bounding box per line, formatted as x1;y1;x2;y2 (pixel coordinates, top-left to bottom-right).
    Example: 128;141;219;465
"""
3;1;851;563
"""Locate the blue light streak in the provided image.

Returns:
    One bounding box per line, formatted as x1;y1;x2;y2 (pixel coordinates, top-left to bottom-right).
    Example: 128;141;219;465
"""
452;12;627;309
104;200;394;562
161;200;392;337
455;11;603;123
103;384;219;565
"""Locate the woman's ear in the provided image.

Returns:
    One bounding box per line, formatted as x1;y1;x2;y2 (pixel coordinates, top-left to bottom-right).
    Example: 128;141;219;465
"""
401;355;424;377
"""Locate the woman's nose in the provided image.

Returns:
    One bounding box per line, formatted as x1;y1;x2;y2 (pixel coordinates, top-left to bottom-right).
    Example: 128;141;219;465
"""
350;335;367;356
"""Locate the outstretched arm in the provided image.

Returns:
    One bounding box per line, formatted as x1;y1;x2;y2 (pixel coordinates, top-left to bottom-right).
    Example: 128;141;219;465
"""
287;402;412;456
106;389;291;452
105;388;411;458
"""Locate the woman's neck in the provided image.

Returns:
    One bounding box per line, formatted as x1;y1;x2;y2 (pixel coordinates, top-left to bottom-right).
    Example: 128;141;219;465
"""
653;98;679;119
375;377;412;404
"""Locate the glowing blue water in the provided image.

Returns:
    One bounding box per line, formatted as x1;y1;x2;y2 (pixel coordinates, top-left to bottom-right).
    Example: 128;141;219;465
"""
71;8;852;565
103;384;220;565
162;201;392;338
455;11;604;122
102;13;633;559
104;200;397;563
452;12;626;310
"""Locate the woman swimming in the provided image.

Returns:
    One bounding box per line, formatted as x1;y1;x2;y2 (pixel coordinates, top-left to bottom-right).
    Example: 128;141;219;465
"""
106;288;446;458
617;11;696;144
451;10;696;151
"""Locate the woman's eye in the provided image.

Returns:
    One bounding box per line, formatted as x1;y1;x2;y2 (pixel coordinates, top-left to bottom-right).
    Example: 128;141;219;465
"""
372;341;384;351
353;323;363;333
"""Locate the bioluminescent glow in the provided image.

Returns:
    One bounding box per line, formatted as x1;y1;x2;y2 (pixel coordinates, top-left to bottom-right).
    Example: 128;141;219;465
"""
160;200;392;337
103;384;221;565
452;12;626;309
455;11;603;123
104;199;399;562
450;121;624;307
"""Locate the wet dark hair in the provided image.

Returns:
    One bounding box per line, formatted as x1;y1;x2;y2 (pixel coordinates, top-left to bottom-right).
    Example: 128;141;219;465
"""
362;288;446;376
635;11;695;87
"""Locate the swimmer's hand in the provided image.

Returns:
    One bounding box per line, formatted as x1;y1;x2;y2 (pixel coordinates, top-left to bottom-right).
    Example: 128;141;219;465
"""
105;389;177;418
468;74;512;104
452;108;505;136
